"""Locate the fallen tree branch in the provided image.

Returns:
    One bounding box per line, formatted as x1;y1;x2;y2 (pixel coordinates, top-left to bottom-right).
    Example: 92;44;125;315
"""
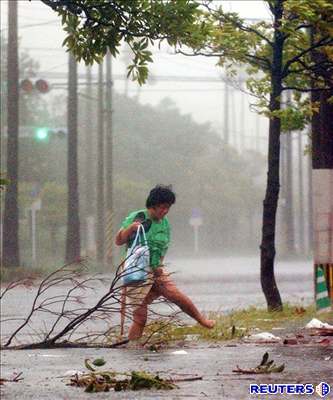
1;258;182;349
232;352;285;374
0;372;24;385
1;339;129;350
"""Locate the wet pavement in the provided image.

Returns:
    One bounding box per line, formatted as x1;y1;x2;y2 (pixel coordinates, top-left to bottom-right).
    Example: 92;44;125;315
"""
1;340;332;399
1;256;314;337
1;257;331;399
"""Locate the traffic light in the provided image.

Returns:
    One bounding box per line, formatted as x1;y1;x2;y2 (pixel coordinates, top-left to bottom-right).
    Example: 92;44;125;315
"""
34;127;49;141
35;79;49;93
20;79;50;94
20;79;34;93
33;127;67;142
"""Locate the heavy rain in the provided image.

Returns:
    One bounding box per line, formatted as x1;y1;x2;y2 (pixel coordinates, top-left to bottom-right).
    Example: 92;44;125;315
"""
1;1;332;399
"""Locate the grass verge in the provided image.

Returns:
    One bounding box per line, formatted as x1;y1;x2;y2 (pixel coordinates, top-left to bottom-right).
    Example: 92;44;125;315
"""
141;304;333;346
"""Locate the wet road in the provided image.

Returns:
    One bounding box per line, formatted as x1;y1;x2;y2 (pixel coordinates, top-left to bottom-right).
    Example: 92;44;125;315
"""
1;341;332;400
167;256;313;312
2;257;331;400
1;257;314;340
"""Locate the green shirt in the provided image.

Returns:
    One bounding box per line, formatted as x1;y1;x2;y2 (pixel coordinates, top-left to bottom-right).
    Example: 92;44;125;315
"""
121;209;170;270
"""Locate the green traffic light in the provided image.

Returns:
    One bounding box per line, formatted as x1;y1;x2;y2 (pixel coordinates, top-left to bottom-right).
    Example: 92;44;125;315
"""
35;127;49;141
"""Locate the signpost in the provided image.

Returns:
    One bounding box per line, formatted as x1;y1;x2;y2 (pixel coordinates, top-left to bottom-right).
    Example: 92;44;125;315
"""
30;198;41;265
189;208;203;253
29;183;42;266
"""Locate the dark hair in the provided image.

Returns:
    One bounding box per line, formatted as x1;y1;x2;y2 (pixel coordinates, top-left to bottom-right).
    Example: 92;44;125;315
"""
146;185;176;208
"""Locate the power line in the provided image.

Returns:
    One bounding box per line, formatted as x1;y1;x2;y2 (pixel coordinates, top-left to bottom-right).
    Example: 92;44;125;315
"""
41;71;245;83
0;19;59;32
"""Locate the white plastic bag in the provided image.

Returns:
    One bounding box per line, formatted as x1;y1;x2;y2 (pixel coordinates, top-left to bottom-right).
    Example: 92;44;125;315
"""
122;224;150;285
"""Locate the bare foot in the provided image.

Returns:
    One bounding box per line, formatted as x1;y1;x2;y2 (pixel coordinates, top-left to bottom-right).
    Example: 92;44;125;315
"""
201;319;216;329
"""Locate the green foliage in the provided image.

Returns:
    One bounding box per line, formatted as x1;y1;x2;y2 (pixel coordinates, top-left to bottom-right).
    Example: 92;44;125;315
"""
189;1;333;122
136;304;326;347
0;266;43;283
18;137;66;184
39;182;66;229
92;358;106;367
69;359;176;392
272;106;308;132
0;174;10;191
129;371;176;391
42;0;204;84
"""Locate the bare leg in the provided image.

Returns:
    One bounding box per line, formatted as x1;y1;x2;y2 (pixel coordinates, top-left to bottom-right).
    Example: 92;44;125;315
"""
128;268;215;340
128;286;159;340
155;268;215;328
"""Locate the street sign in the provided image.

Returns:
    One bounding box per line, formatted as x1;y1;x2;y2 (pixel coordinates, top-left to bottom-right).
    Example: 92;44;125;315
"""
31;198;42;211
189;208;203;227
189;208;203;253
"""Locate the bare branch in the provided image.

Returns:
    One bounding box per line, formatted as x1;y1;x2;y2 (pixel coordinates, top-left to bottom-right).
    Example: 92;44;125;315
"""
1;256;189;350
282;86;333;92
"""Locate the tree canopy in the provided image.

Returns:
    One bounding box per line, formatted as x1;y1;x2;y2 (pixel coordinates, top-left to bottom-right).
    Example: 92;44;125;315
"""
184;0;333;128
40;0;207;84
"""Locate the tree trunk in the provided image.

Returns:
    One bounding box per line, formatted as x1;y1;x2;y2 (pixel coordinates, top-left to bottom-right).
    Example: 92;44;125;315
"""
84;66;95;256
312;89;333;169
311;23;333;169
3;0;20;267
65;54;80;263
50;225;57;257
260;1;284;311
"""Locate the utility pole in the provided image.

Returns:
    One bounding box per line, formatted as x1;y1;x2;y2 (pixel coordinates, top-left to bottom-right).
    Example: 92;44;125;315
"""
255;113;260;152
223;78;229;144
307;135;313;255
65;53;81;263
3;0;20;267
298;131;305;255
279;97;296;257
230;88;236;150
84;66;96;257
285;128;295;255
96;62;105;265
280;91;295;257
240;89;245;153
122;45;131;97
105;51;113;265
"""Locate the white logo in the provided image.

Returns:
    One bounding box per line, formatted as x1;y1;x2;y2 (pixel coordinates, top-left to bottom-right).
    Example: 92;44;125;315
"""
316;382;330;398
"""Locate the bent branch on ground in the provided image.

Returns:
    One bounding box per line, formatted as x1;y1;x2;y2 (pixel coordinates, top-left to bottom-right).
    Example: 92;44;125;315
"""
0;259;180;350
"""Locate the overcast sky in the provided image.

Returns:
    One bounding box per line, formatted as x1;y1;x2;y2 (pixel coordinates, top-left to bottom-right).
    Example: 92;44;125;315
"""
1;1;271;150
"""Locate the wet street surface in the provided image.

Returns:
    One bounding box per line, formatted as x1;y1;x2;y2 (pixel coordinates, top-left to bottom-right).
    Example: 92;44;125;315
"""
1;256;313;333
168;257;313;312
2;256;330;400
1;341;332;399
